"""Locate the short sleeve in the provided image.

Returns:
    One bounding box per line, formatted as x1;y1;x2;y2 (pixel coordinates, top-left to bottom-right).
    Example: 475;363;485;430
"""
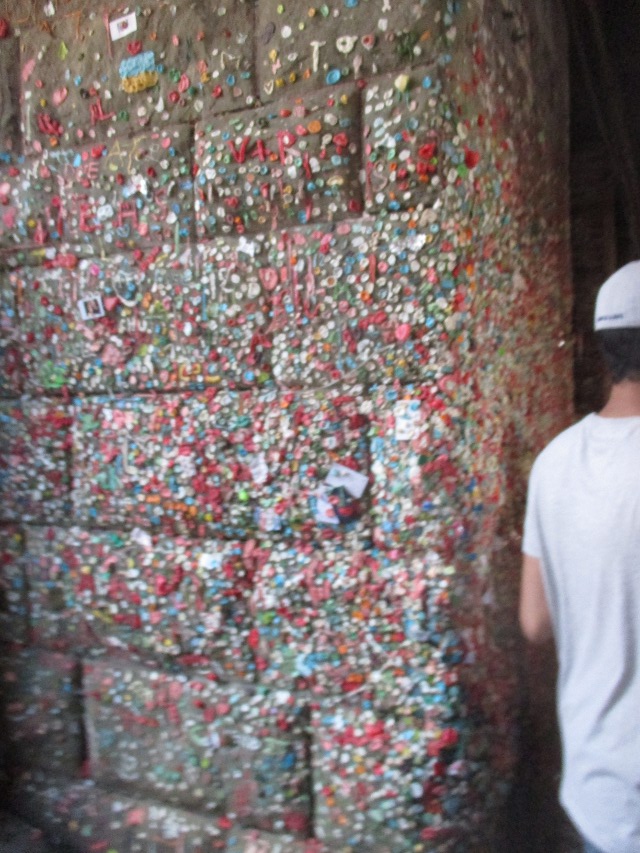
522;459;543;559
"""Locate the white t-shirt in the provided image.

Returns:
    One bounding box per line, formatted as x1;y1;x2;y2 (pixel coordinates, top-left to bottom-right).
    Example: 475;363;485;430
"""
523;413;640;853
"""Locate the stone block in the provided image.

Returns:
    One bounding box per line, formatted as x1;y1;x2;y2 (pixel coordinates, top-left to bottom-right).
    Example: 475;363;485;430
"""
0;156;64;250
252;545;455;699
0;525;27;644
252;543;388;693
10;772;229;852
0;400;72;524
26;526;255;678
84;659;311;832
255;0;439;101
194;86;362;237
257;386;370;543
54;126;194;251
0;648;82;774
24;525;93;652
20;1;255;154
226;830;327;853
73;388;370;544
15;250;210;394
0;812;53;853
72;391;260;537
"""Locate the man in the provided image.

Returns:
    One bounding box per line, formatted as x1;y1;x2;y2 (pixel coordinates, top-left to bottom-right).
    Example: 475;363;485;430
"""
520;261;640;853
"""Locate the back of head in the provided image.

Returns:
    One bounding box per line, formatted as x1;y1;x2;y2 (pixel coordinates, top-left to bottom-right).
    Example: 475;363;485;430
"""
594;261;640;383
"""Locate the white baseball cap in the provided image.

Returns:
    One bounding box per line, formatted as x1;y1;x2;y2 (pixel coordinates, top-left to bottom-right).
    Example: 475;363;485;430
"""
594;261;640;330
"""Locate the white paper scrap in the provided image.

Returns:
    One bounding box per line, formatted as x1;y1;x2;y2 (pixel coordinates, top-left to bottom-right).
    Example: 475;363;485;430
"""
313;488;340;525
324;462;368;498
110;12;137;42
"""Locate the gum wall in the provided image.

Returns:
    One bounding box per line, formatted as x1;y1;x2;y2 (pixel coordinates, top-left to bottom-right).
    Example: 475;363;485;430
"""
0;1;573;850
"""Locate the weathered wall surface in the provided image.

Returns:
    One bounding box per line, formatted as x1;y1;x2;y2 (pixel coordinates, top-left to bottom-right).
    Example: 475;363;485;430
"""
0;0;572;850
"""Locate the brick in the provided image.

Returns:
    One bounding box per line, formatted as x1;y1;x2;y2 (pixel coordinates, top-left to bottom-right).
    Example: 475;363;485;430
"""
20;1;255;155
0;400;72;524
84;659;311;832
24;526;92;652
26;526;255;678
311;699;466;852
0;156;66;251
73;388;370;544
16;250;208;394
56;126;194;252
370;382;475;554
363;67;452;215
194;86;362;238
253;546;459;699
266;218;451;387
226;830;327;853
197;236;274;386
0;812;53;853
0;35;21;156
10;772;229;852
0;648;82;774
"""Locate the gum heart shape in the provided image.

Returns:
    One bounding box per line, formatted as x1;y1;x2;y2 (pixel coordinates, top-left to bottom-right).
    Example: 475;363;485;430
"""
361;34;375;50
103;296;119;311
52;87;68;106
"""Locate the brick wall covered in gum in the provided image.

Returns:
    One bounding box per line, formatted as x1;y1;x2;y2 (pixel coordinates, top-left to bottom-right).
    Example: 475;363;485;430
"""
0;0;573;850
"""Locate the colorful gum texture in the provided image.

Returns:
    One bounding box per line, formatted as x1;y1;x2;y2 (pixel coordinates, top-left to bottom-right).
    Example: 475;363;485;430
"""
24;525;256;679
194;85;362;237
72;387;370;543
20;1;255;155
255;0;440;100
0;399;72;524
84;658;311;831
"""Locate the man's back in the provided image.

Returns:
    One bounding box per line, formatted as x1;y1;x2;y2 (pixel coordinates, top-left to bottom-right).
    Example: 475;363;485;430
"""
523;413;640;853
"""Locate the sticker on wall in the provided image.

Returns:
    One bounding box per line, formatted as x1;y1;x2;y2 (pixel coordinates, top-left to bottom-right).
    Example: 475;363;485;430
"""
194;86;362;236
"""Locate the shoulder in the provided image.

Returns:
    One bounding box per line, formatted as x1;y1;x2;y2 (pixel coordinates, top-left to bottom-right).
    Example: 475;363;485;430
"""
529;416;592;481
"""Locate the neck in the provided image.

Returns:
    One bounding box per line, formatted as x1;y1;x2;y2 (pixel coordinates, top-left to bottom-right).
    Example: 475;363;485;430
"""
599;379;640;418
